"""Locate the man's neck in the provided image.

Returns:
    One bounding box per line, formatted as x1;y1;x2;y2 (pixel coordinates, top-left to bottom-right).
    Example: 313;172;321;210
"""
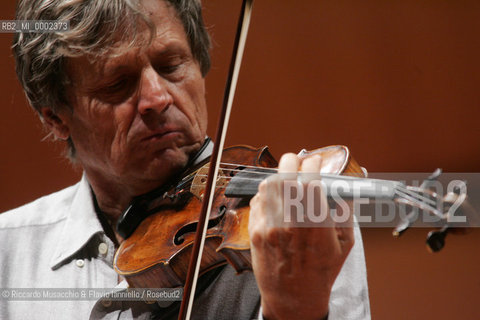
86;137;213;242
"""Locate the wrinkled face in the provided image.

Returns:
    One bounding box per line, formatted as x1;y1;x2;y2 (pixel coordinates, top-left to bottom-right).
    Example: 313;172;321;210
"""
61;0;207;194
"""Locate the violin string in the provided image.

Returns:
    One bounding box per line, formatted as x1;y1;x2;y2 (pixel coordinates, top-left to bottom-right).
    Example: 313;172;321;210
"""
194;168;274;179
394;188;442;217
197;166;334;178
188;183;440;206
191;176;264;188
218;169;435;204
395;185;436;206
198;170;437;202
190;182;438;198
195;173;270;180
394;188;427;208
198;163;440;209
215;169;273;176
395;187;438;212
218;162;279;171
219;168;273;175
190;170;443;218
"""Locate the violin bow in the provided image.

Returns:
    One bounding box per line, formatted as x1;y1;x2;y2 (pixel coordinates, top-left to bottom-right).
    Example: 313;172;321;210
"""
178;0;255;319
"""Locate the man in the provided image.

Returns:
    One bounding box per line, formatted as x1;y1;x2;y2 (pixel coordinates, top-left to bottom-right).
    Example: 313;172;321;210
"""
1;0;370;319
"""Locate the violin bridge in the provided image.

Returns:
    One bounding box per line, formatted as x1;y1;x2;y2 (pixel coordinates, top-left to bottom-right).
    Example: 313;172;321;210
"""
191;163;228;200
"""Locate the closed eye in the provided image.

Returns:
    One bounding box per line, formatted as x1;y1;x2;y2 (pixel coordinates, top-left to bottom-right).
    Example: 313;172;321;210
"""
94;76;138;104
157;64;180;74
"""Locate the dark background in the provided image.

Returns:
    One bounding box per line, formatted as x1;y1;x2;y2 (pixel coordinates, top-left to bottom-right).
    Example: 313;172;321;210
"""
1;1;479;318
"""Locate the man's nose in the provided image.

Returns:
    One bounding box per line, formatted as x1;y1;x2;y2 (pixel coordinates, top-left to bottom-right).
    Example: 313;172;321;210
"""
137;66;173;115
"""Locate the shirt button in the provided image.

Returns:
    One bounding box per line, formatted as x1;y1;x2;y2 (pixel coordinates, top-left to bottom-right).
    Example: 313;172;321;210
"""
157;300;175;308
75;259;85;268
98;242;108;256
101;299;112;308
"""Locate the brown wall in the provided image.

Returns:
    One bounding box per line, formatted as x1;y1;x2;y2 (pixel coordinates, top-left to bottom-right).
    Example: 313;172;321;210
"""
1;1;479;319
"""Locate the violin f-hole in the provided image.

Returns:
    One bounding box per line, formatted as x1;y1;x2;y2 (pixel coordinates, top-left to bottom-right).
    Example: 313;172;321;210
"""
174;205;228;245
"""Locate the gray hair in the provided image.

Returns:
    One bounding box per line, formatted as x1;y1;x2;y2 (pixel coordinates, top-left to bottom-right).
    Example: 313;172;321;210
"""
13;0;211;116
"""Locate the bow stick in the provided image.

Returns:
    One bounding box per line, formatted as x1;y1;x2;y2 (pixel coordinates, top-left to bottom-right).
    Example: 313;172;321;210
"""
178;0;254;319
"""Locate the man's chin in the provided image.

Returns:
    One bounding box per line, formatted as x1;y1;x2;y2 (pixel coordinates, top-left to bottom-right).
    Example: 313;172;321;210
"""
142;148;191;182
129;140;204;192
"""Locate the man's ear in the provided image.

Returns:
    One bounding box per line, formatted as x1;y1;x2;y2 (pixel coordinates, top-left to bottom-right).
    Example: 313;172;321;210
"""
40;107;70;140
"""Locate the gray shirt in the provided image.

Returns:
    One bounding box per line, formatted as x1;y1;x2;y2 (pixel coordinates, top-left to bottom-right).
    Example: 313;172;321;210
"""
0;173;370;319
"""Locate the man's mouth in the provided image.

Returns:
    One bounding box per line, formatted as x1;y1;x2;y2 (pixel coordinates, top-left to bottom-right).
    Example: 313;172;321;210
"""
141;128;182;143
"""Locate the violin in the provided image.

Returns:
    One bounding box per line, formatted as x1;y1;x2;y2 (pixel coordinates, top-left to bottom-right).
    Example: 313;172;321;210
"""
113;140;471;288
113;144;365;289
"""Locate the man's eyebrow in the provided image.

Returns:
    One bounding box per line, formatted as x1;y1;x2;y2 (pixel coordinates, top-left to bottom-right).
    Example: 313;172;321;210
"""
91;40;190;80
102;64;134;77
97;48;145;76
81;63;131;94
149;41;191;58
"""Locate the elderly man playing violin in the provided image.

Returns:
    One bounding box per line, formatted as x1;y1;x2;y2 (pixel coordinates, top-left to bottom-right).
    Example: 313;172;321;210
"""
0;0;370;319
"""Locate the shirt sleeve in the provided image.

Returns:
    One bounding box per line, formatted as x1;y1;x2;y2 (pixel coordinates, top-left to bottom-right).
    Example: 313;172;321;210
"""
328;223;371;319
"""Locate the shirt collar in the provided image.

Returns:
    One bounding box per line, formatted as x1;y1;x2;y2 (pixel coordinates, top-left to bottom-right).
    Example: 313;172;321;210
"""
49;138;213;270
50;173;104;270
193;137;213;165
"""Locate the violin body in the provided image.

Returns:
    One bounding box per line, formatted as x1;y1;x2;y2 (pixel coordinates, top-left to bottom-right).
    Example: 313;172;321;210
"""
113;145;363;289
114;145;276;288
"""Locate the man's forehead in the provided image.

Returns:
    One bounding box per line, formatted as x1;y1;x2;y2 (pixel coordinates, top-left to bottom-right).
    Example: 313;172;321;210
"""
70;38;190;78
66;1;190;81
